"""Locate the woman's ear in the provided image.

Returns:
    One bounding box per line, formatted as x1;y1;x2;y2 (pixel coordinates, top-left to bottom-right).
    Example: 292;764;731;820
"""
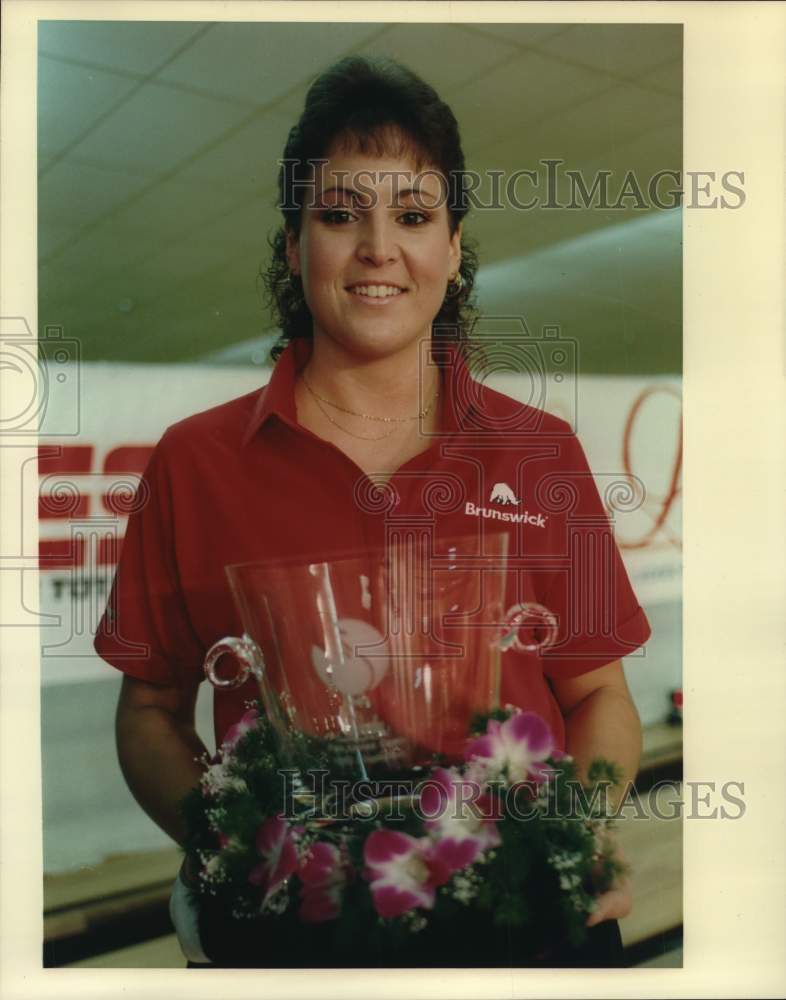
284;227;300;276
449;222;462;277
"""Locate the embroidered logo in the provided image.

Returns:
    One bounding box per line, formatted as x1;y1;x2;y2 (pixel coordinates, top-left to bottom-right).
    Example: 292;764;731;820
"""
465;501;547;528
466;480;547;528
489;482;520;505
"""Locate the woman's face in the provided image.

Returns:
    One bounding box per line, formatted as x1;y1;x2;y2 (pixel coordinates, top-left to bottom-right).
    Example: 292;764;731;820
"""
286;143;461;364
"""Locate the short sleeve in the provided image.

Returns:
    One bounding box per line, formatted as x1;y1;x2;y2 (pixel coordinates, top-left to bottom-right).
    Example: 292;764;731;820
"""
93;432;204;687
536;429;651;680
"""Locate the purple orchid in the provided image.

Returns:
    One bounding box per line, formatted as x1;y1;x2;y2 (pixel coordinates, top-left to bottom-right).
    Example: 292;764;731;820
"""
297;841;353;923
248;814;298;899
222;708;260;750
465;711;556;785
363;829;451;918
419;767;501;871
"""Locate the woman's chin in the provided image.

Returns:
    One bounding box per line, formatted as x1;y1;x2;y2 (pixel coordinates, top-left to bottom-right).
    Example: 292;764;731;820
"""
317;326;431;362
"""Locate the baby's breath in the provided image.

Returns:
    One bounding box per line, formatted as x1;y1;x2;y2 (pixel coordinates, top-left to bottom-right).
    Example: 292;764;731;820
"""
197;851;228;895
260;880;291;916
549;849;581;872
206;806;228;830
450;866;482;905
402;910;428;933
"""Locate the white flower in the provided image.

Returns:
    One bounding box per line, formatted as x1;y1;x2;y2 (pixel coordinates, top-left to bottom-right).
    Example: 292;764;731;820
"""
198;852;228;888
202;762;247;797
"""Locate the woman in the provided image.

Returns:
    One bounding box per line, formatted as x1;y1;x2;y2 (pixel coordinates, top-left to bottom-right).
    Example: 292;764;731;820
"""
95;56;650;967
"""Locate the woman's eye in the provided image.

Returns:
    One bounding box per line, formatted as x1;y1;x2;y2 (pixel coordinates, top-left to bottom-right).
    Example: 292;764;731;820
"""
318;208;429;226
320;209;356;224
399;211;429;226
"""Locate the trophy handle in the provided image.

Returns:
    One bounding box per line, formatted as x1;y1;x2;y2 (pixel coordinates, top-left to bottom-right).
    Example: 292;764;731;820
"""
204;634;262;688
500;603;558;654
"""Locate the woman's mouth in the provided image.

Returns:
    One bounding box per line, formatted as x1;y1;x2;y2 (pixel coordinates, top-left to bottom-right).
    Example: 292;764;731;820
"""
346;284;406;302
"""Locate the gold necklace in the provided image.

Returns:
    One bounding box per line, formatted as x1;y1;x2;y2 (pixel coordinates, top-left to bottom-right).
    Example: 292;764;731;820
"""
301;372;439;422
306;388;399;441
300;374;440;442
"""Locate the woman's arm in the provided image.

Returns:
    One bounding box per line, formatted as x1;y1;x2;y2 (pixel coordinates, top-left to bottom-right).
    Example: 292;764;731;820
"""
551;659;642;804
115;674;208;847
551;659;641;926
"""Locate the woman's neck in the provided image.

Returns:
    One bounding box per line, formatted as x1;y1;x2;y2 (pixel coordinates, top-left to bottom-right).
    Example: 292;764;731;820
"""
292;334;443;478
299;335;440;423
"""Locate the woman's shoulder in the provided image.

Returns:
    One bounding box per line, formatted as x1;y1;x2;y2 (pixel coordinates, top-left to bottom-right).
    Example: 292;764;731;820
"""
156;383;268;454
467;379;575;439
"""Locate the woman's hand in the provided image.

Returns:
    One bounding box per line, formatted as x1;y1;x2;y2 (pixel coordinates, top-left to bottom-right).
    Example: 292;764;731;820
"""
586;834;632;927
551;660;640;930
586;877;633;927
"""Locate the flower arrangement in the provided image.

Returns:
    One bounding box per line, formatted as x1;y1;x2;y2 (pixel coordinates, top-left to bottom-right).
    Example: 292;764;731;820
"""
180;704;625;966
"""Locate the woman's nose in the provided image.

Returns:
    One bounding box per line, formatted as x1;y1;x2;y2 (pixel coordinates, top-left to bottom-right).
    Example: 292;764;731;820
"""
355;216;400;267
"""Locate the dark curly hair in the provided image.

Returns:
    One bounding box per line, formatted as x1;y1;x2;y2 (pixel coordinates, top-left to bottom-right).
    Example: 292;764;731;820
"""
260;56;479;363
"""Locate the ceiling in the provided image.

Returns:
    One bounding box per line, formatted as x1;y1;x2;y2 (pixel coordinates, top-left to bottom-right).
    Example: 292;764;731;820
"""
37;19;682;373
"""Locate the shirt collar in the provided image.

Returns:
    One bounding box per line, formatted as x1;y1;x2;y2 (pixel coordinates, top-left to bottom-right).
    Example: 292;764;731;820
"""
242;335;473;447
242;336;309;446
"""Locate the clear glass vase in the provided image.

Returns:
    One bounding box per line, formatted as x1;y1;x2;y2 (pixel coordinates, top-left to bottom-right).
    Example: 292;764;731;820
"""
204;531;556;784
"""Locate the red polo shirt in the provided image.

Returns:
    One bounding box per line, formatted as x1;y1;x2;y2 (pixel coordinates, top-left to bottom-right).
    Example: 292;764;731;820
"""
94;338;650;751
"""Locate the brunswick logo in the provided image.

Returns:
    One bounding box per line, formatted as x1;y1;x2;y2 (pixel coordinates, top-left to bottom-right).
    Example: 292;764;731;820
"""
465;482;547;527
489;482;520;505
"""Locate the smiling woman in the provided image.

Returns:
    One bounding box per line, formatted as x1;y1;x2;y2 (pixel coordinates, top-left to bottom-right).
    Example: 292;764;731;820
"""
289;150;458;355
264;57;478;362
288;145;461;475
262;57;478;475
94;54;651;970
